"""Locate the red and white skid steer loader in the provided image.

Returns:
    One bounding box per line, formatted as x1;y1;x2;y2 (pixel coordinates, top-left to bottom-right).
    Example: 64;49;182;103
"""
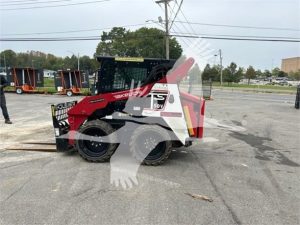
51;56;205;165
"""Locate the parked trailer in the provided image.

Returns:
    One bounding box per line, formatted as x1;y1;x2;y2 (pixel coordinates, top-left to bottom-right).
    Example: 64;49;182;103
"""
54;70;89;96
7;67;44;94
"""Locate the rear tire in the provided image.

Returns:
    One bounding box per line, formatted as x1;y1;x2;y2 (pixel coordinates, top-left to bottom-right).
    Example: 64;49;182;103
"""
76;120;118;162
16;88;23;94
66;90;73;97
129;125;172;166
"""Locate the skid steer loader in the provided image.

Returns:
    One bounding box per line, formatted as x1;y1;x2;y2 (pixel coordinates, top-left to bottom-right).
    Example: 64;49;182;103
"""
51;56;205;165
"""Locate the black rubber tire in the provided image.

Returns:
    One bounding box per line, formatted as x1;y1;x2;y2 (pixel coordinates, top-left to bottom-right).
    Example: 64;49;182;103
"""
129;125;172;166
76;120;118;162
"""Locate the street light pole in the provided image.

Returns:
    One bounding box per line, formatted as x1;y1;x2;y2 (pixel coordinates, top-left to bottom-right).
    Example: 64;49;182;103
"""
0;53;7;73
219;49;223;86
215;49;223;86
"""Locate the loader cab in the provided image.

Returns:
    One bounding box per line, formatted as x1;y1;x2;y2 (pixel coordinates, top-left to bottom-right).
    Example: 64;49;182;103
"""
93;56;175;95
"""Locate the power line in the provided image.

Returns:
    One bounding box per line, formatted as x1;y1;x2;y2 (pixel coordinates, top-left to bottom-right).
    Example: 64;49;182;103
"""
0;0;42;3
174;21;300;32
0;34;165;41
167;0;177;21
173;0;216;56
0;0;110;10
170;24;191;48
171;34;300;43
168;2;195;37
3;21;298;38
174;0;197;35
1;22;155;36
169;0;182;30
2;34;299;42
170;1;216;57
0;0;73;6
171;26;215;57
171;32;300;40
166;1;197;48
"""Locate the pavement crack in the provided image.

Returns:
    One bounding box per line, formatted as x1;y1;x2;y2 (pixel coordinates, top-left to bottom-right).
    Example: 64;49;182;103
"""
72;187;94;198
40;158;54;170
2;178;31;203
191;150;242;225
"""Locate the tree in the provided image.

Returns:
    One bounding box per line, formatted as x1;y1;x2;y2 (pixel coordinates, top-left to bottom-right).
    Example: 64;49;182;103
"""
256;69;263;78
263;69;272;78
96;27;128;56
42;54;64;70
271;67;287;78
202;64;220;81
0;50;98;72
272;67;281;77
95;27;182;59
245;66;256;85
80;55;98;73
277;70;288;77
0;50;17;67
223;62;243;85
289;70;300;81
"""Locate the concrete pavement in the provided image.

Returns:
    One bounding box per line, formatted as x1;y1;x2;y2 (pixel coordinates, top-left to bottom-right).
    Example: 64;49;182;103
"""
0;91;299;225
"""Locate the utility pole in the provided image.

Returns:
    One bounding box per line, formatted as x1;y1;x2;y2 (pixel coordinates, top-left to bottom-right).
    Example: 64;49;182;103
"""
77;53;80;71
1;53;7;74
219;49;223;86
156;0;171;60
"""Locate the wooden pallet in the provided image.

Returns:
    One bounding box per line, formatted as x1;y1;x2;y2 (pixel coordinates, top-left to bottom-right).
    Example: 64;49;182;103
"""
5;142;56;152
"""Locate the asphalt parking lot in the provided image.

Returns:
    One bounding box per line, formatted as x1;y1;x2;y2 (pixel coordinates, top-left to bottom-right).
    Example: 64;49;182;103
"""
0;90;299;225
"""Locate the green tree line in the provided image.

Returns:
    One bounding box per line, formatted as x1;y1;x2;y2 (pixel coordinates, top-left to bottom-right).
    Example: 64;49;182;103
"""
0;49;98;73
202;63;300;84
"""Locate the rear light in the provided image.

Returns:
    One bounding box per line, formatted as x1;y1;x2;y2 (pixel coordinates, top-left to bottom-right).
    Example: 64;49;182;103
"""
183;106;195;136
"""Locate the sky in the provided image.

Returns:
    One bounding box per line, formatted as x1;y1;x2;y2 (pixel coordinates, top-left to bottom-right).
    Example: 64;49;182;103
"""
0;0;300;70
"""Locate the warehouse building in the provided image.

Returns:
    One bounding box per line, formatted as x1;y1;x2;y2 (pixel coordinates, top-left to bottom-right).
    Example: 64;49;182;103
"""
281;57;300;73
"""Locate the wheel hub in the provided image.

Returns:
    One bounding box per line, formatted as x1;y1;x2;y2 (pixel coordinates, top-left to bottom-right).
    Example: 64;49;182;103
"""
144;137;157;150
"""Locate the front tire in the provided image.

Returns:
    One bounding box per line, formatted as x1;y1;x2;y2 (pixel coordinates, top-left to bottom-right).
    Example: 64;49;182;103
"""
76;120;118;162
129;125;172;166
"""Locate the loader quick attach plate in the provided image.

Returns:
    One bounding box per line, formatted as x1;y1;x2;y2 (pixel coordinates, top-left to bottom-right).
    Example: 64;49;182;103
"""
51;101;77;151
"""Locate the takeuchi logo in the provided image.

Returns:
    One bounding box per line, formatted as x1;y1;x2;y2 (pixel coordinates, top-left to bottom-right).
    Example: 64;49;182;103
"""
114;91;143;99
